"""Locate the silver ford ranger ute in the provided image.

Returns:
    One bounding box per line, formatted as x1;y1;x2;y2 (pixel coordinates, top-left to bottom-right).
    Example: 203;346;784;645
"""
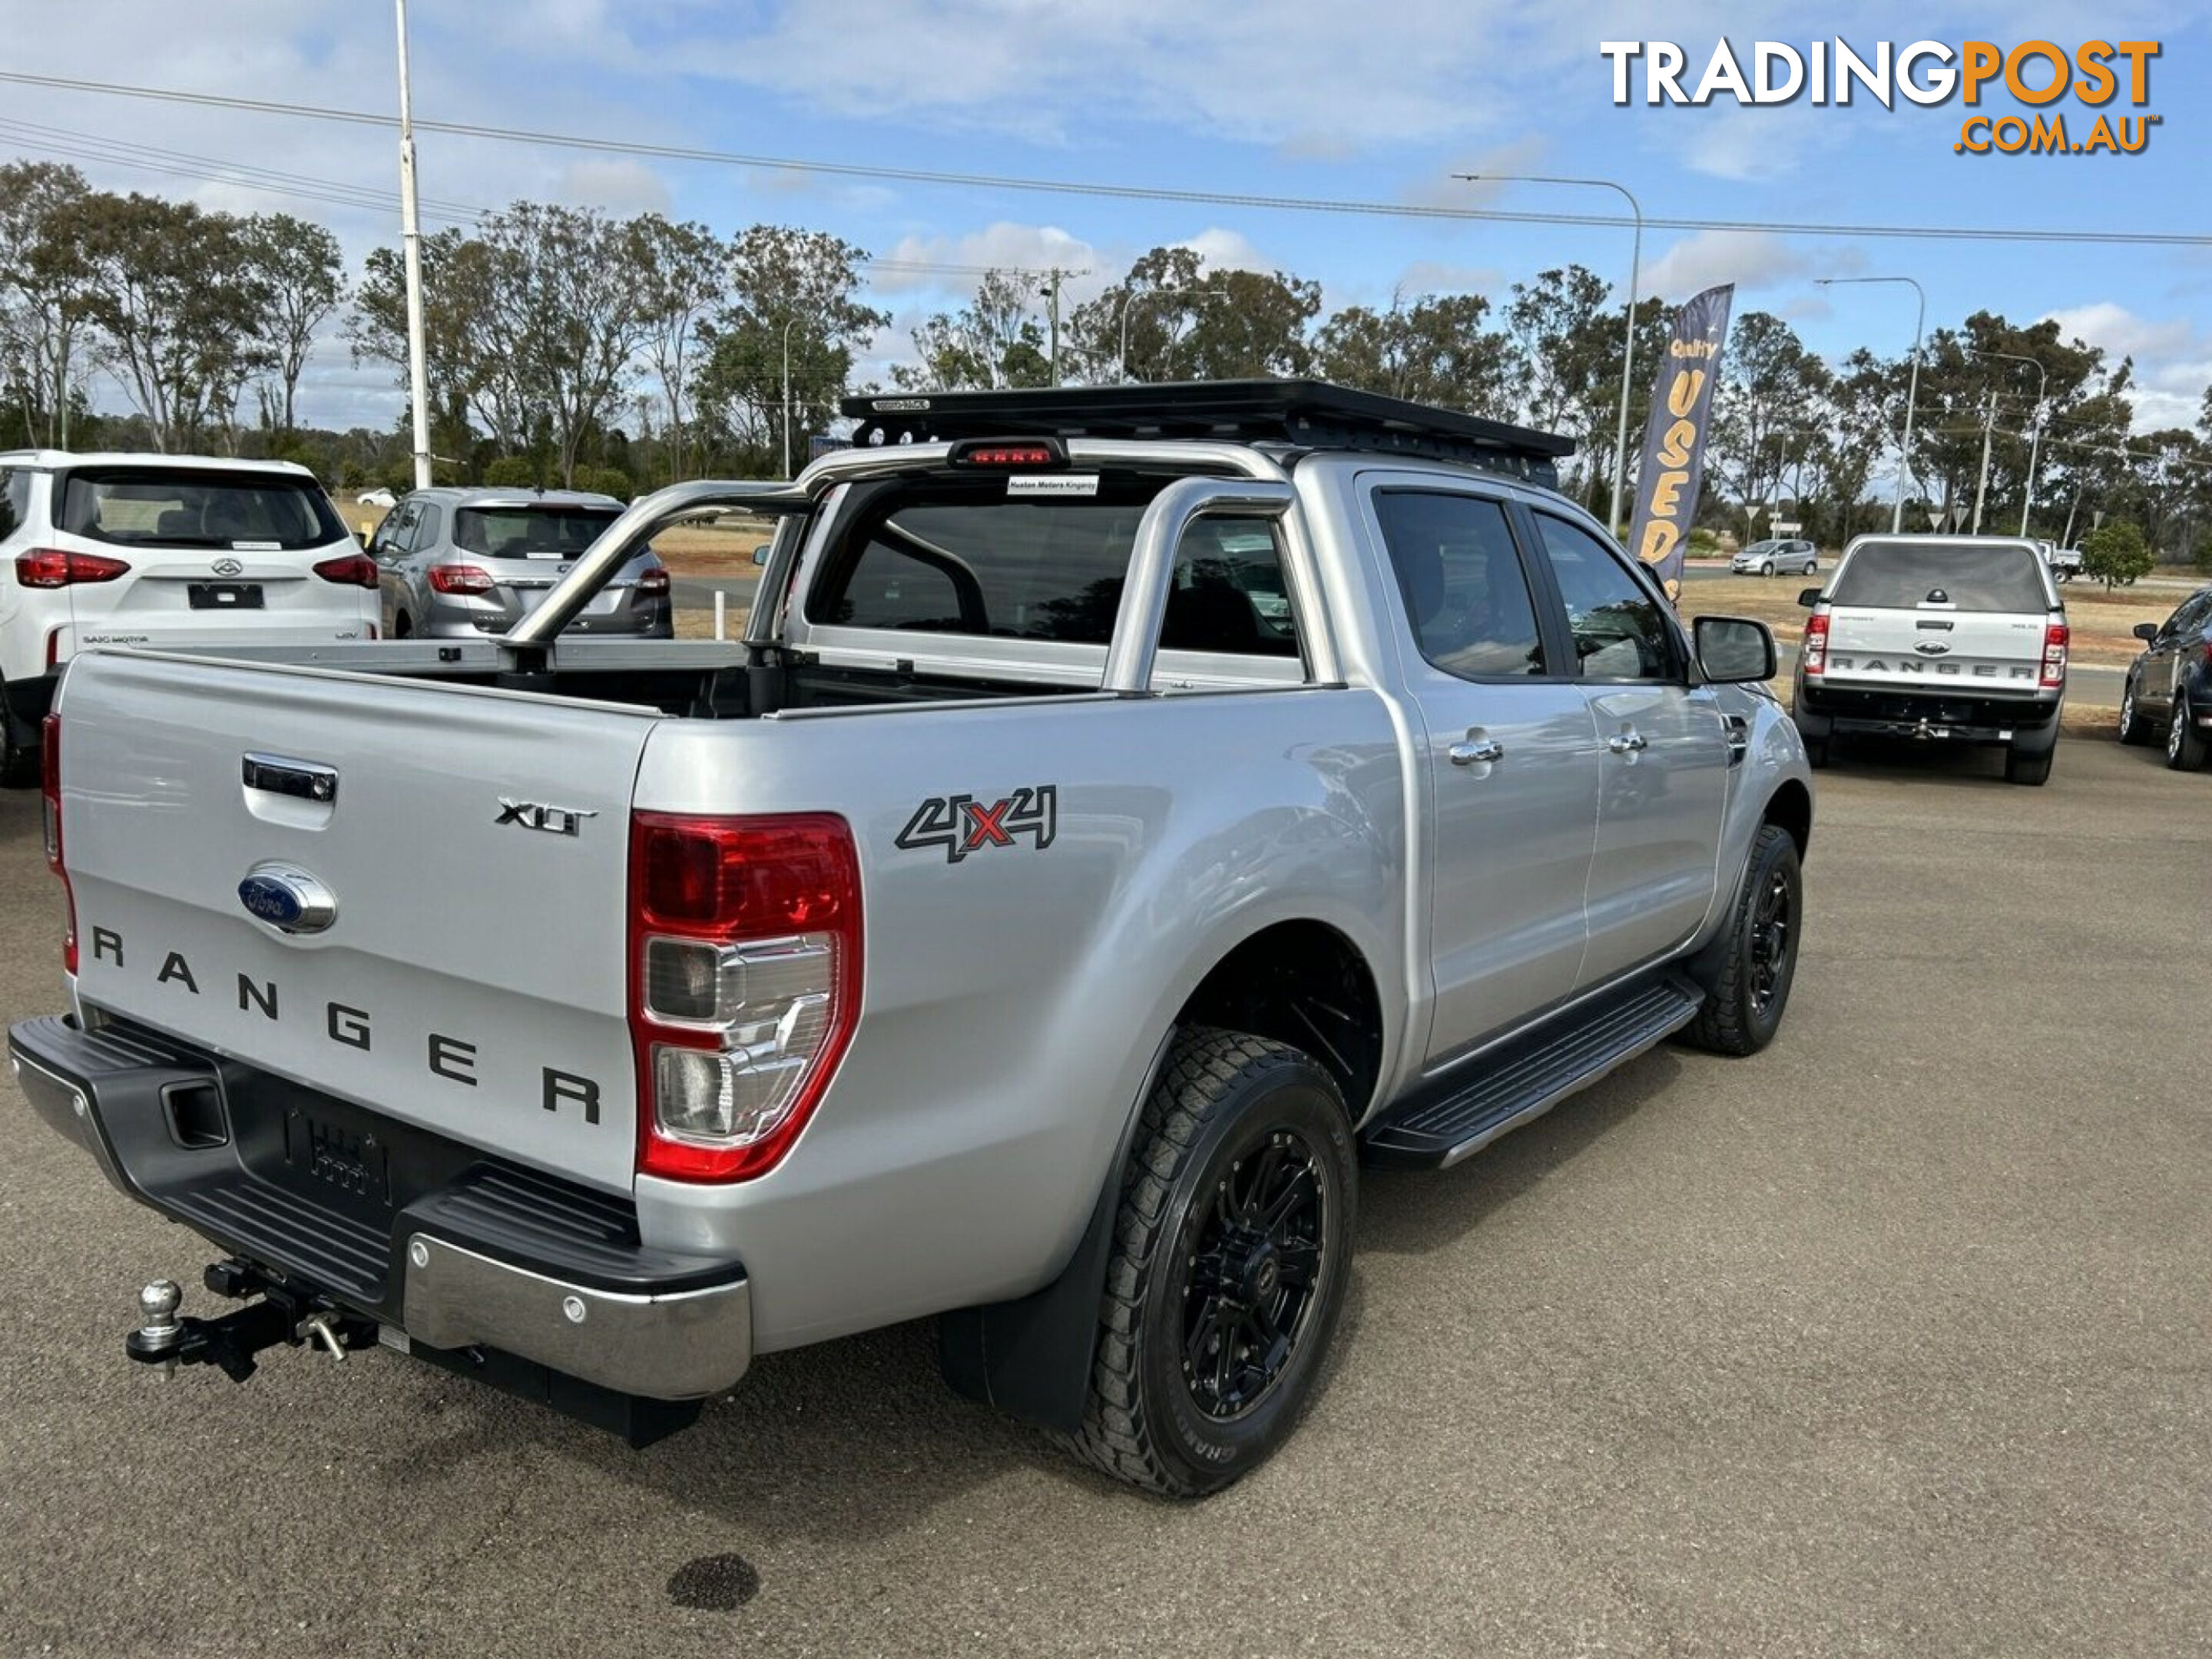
9;381;1813;1496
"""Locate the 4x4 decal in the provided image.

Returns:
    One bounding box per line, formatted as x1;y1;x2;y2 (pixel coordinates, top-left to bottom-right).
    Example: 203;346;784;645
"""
896;786;1058;863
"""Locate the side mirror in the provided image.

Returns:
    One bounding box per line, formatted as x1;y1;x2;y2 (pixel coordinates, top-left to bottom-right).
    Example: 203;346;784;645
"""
751;545;773;567
2133;621;2159;642
1796;587;1822;608
1694;615;1778;684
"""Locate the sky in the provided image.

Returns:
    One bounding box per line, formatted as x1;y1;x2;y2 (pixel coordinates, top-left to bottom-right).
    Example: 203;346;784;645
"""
4;0;2210;435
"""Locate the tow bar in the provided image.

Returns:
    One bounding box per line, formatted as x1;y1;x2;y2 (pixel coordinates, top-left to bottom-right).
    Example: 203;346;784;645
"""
125;1260;378;1382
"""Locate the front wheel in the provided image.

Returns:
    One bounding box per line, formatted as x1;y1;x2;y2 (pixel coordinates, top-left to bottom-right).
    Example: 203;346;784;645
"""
1681;824;1803;1056
1761;560;1775;577
2169;692;2208;771
1070;1028;1356;1498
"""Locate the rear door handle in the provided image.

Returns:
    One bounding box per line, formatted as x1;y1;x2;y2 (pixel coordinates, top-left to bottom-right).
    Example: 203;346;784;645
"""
1606;730;1648;755
1449;737;1505;767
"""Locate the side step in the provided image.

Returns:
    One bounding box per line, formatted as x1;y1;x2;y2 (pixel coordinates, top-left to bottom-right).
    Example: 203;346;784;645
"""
1361;975;1705;1171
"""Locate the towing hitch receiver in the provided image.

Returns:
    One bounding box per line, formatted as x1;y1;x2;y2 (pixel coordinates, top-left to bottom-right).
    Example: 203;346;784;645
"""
124;1260;377;1382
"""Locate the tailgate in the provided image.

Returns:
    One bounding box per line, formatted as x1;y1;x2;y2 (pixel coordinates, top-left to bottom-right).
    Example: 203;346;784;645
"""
55;651;654;1192
1823;606;2049;694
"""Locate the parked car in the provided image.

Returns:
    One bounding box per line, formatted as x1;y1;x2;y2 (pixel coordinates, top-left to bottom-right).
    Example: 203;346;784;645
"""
2041;543;2084;582
1792;533;2067;784
0;451;379;784
354;487;399;509
13;380;1812;1497
2117;582;2212;769
369;487;671;639
1732;538;1819;578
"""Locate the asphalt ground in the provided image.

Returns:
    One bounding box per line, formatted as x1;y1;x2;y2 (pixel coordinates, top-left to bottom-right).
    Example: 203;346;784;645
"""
1;730;2206;1657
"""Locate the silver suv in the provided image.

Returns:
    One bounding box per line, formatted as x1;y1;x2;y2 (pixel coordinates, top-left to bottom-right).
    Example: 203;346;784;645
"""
1731;538;1818;577
369;487;671;639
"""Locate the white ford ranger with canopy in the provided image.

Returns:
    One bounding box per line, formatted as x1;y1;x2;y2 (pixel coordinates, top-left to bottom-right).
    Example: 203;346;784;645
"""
11;382;1813;1495
1792;533;2068;784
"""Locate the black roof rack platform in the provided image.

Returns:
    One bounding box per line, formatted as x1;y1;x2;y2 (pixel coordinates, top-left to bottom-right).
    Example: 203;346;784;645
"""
839;379;1573;488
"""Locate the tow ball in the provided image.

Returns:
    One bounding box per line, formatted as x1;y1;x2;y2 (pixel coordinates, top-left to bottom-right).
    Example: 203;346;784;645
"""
125;1260;378;1382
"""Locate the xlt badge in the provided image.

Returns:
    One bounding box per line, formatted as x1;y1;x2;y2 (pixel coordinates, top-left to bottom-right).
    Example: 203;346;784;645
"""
496;798;600;836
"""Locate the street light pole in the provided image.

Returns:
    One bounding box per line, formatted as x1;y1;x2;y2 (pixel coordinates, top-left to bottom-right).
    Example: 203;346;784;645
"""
1456;173;1642;535
1817;275;1925;534
392;0;432;492
780;312;797;480
1970;346;2048;537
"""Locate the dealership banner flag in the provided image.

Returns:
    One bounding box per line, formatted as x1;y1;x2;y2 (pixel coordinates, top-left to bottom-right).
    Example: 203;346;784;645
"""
1626;283;1734;600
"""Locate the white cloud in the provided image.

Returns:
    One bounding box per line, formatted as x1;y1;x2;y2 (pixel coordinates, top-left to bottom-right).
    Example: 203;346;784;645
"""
2041;303;2211;433
1175;227;1273;275
1643;230;1852;303
869;222;1104;297
2044;302;2196;364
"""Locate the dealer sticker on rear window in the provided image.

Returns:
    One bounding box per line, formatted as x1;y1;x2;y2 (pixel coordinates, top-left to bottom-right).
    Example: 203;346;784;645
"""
1007;475;1100;498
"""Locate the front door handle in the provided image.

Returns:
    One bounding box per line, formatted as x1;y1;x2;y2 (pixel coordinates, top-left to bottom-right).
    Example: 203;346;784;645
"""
1449;737;1505;767
1606;729;1649;755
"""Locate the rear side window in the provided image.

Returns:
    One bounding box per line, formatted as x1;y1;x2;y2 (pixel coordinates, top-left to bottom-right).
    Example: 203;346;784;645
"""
0;468;30;538
455;505;621;558
1831;541;2048;612
1373;490;1546;679
59;469;345;551
807;475;1298;658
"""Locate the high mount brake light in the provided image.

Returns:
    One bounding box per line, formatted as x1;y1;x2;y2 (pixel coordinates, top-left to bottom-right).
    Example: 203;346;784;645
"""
628;812;863;1183
427;563;495;596
950;438;1067;469
1803;611;1830;676
2041;621;2069;689
312;554;379;588
41;714;73;974
15;549;128;588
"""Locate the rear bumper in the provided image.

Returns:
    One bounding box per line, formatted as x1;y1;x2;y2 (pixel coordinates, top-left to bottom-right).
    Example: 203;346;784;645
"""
8;1014;750;1402
1796;681;2061;746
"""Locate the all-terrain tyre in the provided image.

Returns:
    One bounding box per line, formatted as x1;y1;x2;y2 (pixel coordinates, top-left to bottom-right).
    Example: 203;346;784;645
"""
2005;742;2055;786
1068;1028;1356;1498
1681;825;1802;1057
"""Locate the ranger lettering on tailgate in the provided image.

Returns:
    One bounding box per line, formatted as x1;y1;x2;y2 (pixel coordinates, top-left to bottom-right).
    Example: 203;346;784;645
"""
81;924;604;1124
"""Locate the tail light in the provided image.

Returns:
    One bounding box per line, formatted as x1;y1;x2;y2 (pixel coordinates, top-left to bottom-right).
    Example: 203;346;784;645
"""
1802;610;1830;676
628;812;863;1182
313;553;379;588
427;563;495;596
15;548;128;588
2041;621;2069;688
41;714;74;974
636;566;670;597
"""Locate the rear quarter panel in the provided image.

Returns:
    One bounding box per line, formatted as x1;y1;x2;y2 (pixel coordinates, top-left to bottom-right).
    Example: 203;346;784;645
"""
632;687;1408;1350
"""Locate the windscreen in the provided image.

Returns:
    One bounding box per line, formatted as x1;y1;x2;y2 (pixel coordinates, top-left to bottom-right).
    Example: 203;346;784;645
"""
1830;541;2048;612
455;505;623;559
60;469;346;550
805;474;1297;655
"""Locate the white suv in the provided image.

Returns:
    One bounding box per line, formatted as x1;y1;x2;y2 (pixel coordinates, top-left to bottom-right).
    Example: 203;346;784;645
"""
0;452;378;782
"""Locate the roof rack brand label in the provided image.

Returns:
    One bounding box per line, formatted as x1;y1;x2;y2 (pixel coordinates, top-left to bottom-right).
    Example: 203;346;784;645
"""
1007;475;1100;498
871;397;932;412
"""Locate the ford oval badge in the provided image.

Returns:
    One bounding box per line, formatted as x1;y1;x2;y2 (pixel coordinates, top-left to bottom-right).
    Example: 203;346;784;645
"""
237;863;338;935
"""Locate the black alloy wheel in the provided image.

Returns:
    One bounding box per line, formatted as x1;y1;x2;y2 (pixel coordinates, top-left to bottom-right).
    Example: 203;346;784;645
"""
1181;1127;1329;1422
1747;863;1793;1019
